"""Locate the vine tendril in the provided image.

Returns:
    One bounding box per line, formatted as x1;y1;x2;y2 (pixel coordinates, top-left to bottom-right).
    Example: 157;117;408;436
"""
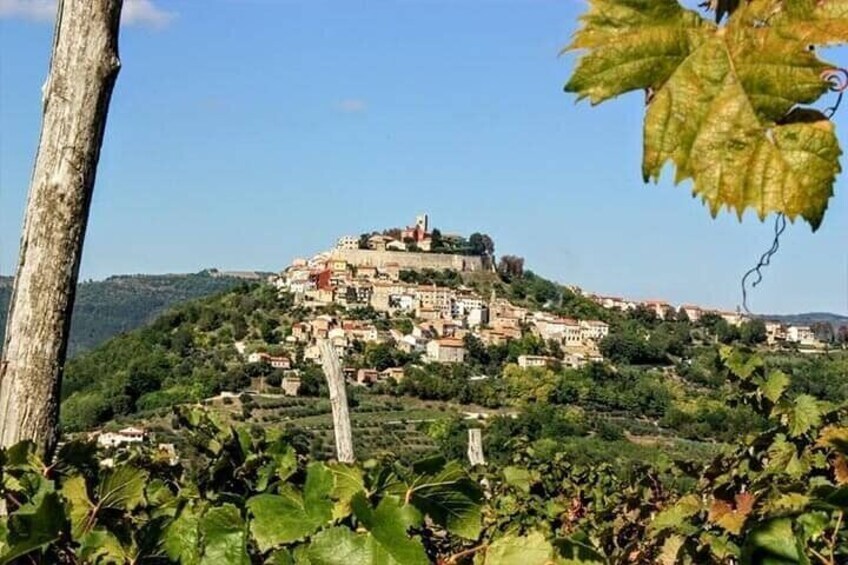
822;68;848;118
741;213;787;314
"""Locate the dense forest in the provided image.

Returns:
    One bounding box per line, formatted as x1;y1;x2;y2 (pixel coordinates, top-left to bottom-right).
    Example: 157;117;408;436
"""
0;271;247;356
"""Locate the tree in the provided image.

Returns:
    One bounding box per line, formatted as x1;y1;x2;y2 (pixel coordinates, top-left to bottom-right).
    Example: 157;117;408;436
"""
497;255;525;280
0;0;123;457
468;232;495;256
740;319;767;345
565;0;844;230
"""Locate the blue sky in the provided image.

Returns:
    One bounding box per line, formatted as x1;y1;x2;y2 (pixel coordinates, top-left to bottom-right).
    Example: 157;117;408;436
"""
0;0;846;315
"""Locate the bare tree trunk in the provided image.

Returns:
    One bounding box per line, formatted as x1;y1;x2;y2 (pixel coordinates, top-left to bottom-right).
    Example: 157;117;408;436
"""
467;428;485;466
318;340;355;463
0;0;123;458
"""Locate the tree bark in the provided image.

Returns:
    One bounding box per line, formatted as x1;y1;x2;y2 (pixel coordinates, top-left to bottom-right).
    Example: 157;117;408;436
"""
0;0;123;458
318;340;355;463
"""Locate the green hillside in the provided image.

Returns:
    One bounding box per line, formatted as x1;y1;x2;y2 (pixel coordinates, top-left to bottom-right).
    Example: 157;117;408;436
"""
0;271;249;356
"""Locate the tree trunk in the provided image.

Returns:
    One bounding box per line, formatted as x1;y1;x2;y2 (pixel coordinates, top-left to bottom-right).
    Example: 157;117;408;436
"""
318;340;355;463
0;0;123;458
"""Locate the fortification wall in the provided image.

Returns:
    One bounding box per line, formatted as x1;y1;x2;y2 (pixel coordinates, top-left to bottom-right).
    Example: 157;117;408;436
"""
330;249;486;272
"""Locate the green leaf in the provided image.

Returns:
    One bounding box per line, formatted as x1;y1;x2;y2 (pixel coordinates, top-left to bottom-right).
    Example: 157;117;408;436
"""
96;465;148;512
650;494;701;535
61;474;93;539
405;460;483;539
762;371;790;404
247;463;333;551
77;528;131;564
164;501;202;565
741;518;805;564
200;504;249;565
503;466;534;493
301;497;429;565
552;532;606;564
0;491;65;565
786;395;822;437
483;531;555;565
721;348;764;380
328;462;366;520
566;0;844;230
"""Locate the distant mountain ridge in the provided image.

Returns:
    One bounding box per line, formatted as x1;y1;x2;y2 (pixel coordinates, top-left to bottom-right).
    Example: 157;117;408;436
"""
0;271;253;356
758;312;848;326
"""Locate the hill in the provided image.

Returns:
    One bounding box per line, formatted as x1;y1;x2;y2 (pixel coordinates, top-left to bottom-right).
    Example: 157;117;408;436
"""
759;311;848;326
0;271;250;356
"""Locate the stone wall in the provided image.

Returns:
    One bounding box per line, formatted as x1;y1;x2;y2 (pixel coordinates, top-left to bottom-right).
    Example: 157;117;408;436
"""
330;249;486;272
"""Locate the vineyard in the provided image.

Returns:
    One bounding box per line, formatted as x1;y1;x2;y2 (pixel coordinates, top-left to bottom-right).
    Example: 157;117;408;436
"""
1;348;845;564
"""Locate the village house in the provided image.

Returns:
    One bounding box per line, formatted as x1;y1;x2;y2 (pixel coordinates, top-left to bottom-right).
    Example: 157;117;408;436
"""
415;285;455;317
336;235;359;250
642;300;673;319
356;369;380;385
281;376;301;396
96;426;147;449
678;304;704;322
247;352;292;369
380;367;405;383
517;355;558;369
787;325;818;346
765;321;787;345
426;338;467;363
579;320;610;341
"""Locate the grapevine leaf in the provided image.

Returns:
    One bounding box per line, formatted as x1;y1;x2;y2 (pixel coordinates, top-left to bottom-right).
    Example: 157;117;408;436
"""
163;502;201;565
60;474;93;539
761;370;790;404
658;534;684;565
740;518;804;564
299;524;428;565
247;463;333;551
708;492;755;535
316;494;429;565
0;492;65;565
77;528;130;564
722;349;764;380
817;425;848;454
199;504;249;565
650;494;701;535
482;531;555;565
328;462;365;520
552;533;606;564
406;460;483;539
503;466;535;493
96;465;148;512
566;0;843;230
564;0;712;104
785;394;822;437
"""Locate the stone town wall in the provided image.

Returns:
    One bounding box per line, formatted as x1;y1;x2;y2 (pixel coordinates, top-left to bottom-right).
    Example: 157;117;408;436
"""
330;249;486;272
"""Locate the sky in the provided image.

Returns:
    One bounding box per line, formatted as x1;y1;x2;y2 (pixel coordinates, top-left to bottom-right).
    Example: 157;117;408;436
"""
0;0;846;316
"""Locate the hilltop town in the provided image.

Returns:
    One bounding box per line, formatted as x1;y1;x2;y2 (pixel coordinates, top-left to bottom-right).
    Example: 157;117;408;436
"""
70;215;845;460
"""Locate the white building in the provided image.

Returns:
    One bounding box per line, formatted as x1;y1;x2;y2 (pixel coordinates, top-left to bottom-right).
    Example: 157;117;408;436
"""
97;427;146;448
787;325;817;346
336;235;359;250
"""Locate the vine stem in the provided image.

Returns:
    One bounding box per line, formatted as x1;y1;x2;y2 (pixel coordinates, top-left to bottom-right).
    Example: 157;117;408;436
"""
442;543;489;564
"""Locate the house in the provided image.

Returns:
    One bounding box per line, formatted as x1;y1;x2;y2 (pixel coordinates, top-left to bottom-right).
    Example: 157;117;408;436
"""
426;338;467;363
765;321;787;344
678;304;704;322
368;234;394;251
281;376;301;396
356;266;378;279
643;300;673;319
719;311;746;327
467;306;489;328
356;369;380;385
247;352;291;370
336;235;359;250
517;355;557;369
97;427;146;448
380;367;405;383
787;325;818;346
579;320;609;341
